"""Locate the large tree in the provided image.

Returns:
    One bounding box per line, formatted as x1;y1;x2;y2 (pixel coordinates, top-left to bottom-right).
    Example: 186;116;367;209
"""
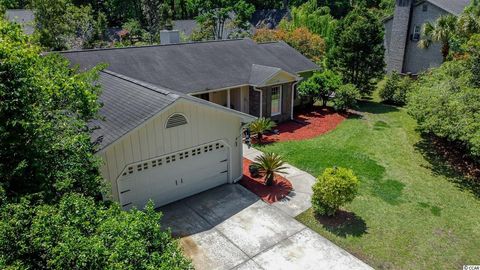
0;18;103;202
0;18;192;269
328;5;385;96
191;0;254;40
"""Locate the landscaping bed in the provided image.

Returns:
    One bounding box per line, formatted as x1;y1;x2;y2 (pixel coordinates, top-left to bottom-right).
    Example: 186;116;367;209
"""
239;158;292;204
259;106;348;143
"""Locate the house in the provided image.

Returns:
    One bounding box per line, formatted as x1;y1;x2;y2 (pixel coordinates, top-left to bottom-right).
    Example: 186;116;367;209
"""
62;38;318;209
172;9;290;40
384;0;470;74
5;9;34;35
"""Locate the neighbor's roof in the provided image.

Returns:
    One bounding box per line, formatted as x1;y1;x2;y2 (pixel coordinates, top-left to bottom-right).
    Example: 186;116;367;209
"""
428;0;470;15
5;9;34;35
250;9;290;29
62;39;319;94
383;0;470;22
92;70;255;151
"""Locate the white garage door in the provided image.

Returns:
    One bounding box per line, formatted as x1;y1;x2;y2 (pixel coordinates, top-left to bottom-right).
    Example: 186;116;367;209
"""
117;141;229;210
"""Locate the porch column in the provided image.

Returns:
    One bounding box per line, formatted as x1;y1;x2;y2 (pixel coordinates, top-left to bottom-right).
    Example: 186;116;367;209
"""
227;89;231;108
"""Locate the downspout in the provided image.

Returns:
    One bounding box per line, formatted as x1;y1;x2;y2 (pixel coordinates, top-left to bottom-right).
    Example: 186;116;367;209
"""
234;122;252;183
253;87;263;118
291;80;299;120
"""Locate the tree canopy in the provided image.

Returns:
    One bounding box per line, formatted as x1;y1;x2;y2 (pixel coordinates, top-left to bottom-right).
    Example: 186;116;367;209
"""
0;18;191;269
328;5;385;95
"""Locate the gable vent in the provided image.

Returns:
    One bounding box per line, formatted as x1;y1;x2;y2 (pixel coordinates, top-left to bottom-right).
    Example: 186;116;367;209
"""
166;113;188;128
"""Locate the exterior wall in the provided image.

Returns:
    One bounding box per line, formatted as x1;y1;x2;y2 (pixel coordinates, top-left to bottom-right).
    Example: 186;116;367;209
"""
249;86;261;117
249;83;293;122
209;90;228;106
403;2;446;74
385;1;450;74
97;99;243;202
230;87;241;111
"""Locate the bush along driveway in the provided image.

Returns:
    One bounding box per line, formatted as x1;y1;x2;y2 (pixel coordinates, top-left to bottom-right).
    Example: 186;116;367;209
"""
258;101;480;269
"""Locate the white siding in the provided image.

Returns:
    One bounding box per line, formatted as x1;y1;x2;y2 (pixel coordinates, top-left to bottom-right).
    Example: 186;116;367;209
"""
98;99;243;202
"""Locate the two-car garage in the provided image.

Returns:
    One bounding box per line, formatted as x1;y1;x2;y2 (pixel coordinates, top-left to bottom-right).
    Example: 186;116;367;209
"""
94;71;255;210
117;141;229;210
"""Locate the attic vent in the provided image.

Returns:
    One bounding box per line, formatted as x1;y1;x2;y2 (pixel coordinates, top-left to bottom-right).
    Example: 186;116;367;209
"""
166;113;188;128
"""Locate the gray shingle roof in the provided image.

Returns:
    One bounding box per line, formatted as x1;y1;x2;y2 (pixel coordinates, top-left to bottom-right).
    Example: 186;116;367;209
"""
5;9;35;35
61;39;319;94
92;70;255;151
91;70;179;150
427;0;470;15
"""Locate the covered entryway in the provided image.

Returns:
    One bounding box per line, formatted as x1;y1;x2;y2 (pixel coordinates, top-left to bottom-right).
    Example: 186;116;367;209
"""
117;141;229;210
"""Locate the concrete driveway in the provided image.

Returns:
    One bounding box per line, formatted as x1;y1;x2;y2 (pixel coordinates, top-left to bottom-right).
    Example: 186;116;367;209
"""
159;184;372;270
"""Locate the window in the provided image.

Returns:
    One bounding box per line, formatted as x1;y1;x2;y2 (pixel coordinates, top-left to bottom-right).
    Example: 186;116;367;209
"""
412;25;421;41
422;4;428;12
271;86;282;116
165;113;188;128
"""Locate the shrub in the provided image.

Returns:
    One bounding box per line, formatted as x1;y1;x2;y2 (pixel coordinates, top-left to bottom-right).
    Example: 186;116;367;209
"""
249;117;276;144
332;84;360;111
407;60;480;157
297;69;342;107
311;167;359;216
0;194;192;269
379;72;413;106
252;153;288;186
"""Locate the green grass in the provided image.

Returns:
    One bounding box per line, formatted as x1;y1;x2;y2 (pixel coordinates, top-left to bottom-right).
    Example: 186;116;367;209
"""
258;100;480;269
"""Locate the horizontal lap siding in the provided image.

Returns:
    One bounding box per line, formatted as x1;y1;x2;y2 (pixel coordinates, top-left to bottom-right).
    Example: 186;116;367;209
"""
98;99;242;202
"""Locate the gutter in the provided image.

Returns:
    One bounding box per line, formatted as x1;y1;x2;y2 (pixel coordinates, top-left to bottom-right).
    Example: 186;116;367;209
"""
291;80;300;120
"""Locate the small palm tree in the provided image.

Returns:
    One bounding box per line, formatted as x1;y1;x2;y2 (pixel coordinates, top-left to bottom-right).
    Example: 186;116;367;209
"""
249;117;276;144
252;152;288;186
418;15;457;60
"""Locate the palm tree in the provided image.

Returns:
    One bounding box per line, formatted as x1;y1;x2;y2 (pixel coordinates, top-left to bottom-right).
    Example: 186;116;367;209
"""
249;117;276;144
252;152;288;186
457;2;480;38
418;15;457;60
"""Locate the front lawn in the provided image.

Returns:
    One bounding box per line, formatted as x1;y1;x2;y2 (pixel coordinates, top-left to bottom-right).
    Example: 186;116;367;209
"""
257;101;480;269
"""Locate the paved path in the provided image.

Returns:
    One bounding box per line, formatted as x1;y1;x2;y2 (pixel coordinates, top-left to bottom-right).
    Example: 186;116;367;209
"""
243;144;315;217
158;145;372;270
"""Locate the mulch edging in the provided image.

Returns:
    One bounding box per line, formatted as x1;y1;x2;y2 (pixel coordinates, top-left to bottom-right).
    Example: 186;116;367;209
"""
239;158;292;204
258;107;348;144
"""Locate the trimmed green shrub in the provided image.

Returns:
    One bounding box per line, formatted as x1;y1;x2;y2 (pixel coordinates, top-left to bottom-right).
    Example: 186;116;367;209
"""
249;117;276;144
379;72;413;106
332;84;360;111
312;167;359;216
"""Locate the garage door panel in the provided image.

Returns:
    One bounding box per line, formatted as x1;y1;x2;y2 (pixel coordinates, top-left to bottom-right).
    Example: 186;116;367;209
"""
117;142;229;210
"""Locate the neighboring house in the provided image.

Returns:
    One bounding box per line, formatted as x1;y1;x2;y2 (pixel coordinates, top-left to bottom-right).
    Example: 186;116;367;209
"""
384;0;470;74
62;38;318;209
5;9;34;35
172;9;290;40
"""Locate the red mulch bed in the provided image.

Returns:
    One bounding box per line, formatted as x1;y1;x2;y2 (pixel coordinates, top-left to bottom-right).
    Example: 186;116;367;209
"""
239;158;292;204
256;107;348;144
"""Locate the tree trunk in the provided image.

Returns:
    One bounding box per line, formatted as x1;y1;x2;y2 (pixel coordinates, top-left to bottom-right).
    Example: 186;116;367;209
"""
265;173;274;186
257;132;263;144
442;42;450;61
